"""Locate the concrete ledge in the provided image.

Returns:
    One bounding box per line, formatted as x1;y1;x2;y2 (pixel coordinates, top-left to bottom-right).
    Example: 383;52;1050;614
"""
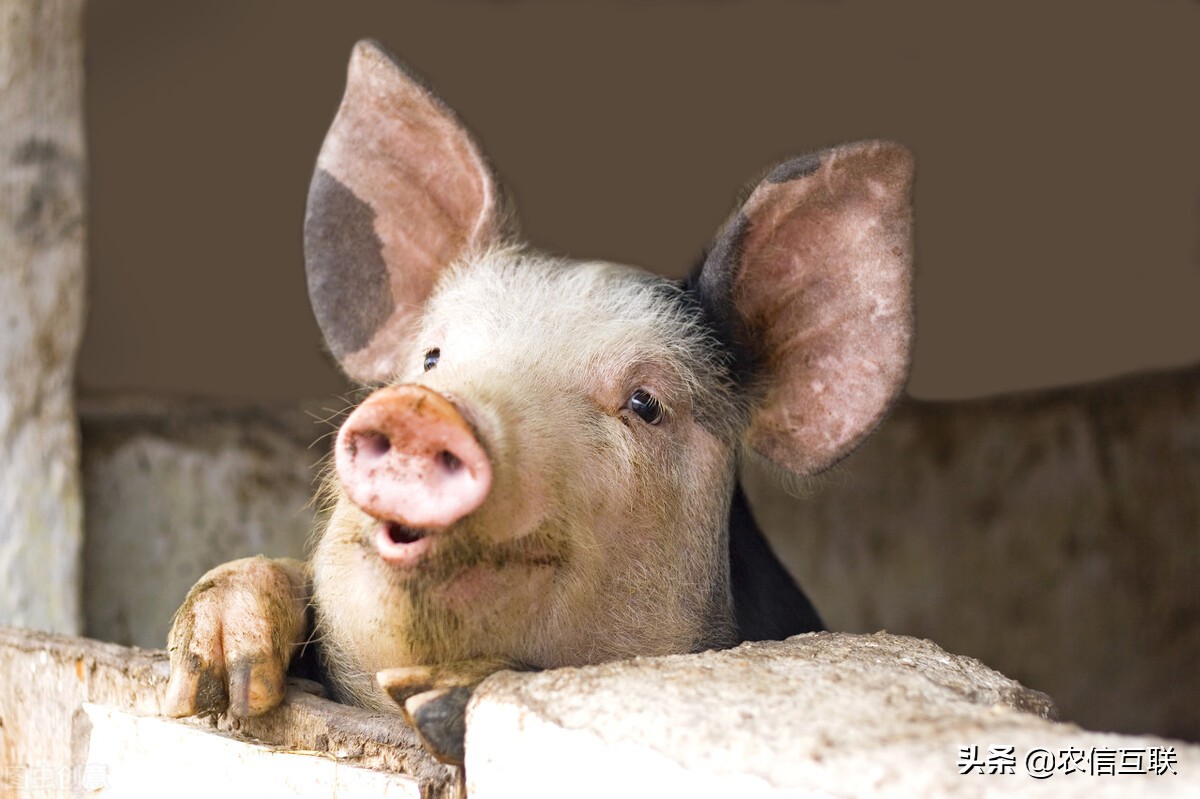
466;632;1199;798
7;608;1194;795
0;626;458;797
84;704;421;798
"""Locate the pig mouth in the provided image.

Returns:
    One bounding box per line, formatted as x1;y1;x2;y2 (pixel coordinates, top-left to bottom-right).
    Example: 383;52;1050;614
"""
384;520;427;544
367;514;569;582
374;520;435;568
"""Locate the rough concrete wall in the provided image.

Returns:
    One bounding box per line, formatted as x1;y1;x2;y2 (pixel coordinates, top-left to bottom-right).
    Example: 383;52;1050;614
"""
80;396;324;648
0;0;87;634
746;366;1200;741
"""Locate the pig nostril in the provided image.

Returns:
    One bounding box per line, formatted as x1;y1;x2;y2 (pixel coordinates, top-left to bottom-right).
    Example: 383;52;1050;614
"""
355;431;392;460
437;450;462;473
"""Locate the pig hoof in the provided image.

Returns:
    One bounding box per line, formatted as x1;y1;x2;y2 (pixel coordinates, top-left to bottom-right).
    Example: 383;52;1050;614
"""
402;686;473;766
165;556;310;720
377;665;439;704
227;657;287;718
164;653;228;717
377;661;512;764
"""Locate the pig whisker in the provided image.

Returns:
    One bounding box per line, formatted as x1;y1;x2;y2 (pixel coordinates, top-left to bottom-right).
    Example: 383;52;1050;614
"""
299;623;326;650
307;401;355;430
297;599;331;655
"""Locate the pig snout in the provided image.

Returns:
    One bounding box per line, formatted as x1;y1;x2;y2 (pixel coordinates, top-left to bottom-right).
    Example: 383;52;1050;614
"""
336;385;493;532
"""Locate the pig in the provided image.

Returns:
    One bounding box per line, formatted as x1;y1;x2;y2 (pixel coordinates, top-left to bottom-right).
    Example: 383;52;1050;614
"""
164;40;914;763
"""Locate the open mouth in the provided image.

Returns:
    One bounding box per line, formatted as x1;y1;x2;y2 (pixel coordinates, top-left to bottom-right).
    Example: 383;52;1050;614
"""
374;520;435;567
385;521;427;544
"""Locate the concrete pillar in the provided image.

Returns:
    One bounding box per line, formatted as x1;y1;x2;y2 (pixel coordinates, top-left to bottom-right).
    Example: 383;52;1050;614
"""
0;0;87;633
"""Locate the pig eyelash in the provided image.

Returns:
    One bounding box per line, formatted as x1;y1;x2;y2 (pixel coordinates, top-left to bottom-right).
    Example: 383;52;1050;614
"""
625;388;665;425
423;348;441;371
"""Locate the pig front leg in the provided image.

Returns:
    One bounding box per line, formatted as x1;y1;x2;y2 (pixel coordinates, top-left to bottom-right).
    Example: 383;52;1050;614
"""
377;659;514;765
165;556;311;718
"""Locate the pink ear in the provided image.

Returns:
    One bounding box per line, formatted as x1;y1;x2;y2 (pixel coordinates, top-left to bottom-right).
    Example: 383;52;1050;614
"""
704;141;915;475
304;41;508;384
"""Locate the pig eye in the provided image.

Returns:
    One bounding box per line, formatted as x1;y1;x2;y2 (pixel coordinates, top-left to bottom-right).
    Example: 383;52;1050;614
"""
423;348;440;371
626;389;664;425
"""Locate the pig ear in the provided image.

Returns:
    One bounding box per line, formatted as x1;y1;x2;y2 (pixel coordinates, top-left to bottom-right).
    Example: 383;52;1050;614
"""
697;141;915;476
304;40;509;383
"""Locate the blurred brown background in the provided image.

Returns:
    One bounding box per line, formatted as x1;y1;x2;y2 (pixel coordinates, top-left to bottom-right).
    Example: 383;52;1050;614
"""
80;0;1200;404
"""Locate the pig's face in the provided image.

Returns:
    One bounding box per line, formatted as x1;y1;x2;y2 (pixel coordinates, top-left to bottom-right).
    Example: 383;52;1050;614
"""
305;41;913;712
314;253;745;705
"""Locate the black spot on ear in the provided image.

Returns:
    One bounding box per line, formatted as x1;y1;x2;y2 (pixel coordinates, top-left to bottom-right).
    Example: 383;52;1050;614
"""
765;152;821;184
684;212;757;386
304;169;394;359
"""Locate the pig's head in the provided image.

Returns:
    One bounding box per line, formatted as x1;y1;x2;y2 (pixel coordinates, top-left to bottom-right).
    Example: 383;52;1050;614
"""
305;41;913;711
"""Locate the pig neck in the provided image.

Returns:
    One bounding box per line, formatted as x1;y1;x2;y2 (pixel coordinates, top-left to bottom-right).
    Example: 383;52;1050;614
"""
728;482;825;641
